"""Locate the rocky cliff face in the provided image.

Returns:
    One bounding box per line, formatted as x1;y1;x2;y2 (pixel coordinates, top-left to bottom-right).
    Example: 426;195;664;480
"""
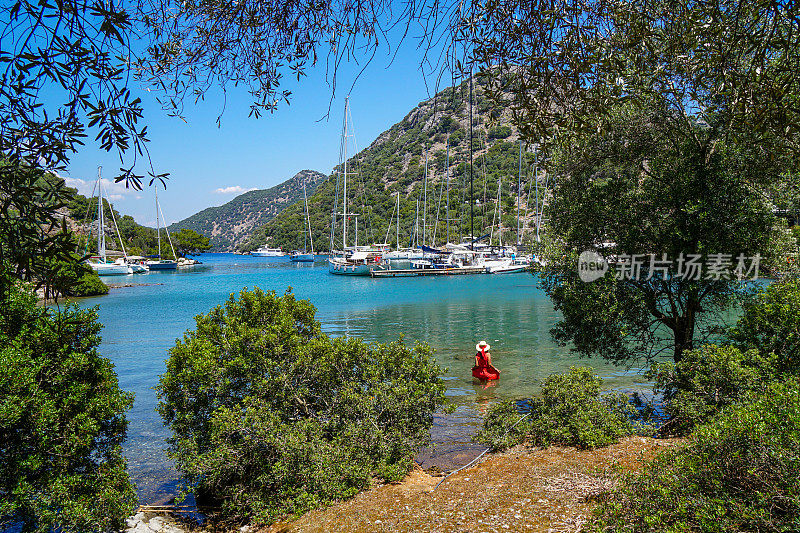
168;169;327;251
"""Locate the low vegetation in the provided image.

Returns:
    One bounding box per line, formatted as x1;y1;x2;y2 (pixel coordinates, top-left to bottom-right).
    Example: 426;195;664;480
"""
475;367;643;451
0;275;136;532
157;288;448;524
50;255;109;298
589;380;800;533
647;344;775;435
727;276;800;375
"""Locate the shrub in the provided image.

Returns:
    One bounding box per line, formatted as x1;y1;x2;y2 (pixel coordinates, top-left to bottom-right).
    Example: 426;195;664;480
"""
53;257;109;297
727;277;800;375
589;380;800;533
157;288;447;524
0;278;136;532
649;344;776;434
475;367;637;451
487;125;512;140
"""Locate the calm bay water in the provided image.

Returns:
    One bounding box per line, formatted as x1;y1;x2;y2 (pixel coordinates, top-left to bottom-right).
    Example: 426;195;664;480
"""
71;253;650;503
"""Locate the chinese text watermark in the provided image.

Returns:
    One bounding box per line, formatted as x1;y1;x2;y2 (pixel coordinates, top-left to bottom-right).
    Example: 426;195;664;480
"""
578;252;761;282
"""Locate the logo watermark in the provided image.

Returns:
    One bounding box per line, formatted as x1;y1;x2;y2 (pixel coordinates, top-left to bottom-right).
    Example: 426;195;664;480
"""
578;250;609;282
578;251;761;282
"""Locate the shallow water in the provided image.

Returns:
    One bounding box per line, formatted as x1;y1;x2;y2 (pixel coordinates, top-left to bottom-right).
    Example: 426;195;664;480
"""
69;253;652;503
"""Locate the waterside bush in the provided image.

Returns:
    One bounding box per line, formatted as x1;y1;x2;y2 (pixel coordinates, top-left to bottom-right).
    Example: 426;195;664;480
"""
0;278;136;532
648;344;776;435
589;380;800;533
157;288;447;524
727;276;800;376
52;256;109;297
475;367;640;451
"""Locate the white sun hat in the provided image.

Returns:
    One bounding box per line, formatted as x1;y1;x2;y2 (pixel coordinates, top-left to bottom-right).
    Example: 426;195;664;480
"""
476;340;491;351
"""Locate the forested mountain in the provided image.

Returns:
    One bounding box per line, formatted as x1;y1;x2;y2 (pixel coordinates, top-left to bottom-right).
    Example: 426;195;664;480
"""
168;170;327;251
242;76;547;253
56;176;172;258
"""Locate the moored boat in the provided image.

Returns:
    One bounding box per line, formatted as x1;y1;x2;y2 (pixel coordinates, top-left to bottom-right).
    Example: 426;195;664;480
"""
84;167;133;275
251;246;285;257
328;248;383;275
147;186;179;270
290;178;316;262
290;252;316;262
146;258;178;270
89;261;131;276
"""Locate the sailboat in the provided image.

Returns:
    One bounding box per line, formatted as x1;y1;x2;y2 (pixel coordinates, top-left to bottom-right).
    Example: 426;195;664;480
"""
290;179;315;262
328;97;384;275
86;167;132;276
146;186;178;271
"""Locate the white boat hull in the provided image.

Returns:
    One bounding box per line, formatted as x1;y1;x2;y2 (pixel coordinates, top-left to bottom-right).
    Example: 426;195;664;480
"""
89;262;131;275
328;259;375;276
290;253;316;262
251;247;284;256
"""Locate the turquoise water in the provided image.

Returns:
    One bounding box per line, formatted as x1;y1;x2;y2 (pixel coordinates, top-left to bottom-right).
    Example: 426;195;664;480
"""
71;253;650;503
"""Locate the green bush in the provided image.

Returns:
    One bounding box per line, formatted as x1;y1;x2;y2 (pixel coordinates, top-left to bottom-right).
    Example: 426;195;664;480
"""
589;380;800;533
0;278;136;532
157;288;447;524
487;125;512;139
475;367;638;451
649;344;775;435
727;277;800;375
53;257;109;297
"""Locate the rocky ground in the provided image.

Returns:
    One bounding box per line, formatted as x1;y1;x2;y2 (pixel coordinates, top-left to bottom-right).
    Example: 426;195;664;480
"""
130;436;680;533
264;436;680;533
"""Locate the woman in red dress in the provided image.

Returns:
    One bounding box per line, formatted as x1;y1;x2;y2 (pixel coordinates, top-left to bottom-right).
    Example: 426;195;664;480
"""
472;340;500;381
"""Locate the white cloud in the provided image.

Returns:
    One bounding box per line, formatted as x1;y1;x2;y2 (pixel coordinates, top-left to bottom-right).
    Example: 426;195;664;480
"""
64;177;141;201
213;185;257;195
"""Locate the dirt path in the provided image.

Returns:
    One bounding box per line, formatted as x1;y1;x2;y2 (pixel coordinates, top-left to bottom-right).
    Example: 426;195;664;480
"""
263;436;681;533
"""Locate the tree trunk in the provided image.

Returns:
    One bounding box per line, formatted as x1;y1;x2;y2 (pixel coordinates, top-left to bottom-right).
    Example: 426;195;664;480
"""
673;307;697;363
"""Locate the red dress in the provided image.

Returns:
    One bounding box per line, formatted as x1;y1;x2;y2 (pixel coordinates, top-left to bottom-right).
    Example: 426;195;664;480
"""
472;350;500;381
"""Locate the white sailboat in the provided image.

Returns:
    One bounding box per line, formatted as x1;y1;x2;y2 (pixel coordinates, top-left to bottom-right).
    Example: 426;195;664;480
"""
146;186;178;270
290;178;315;262
86;167;132;276
328;97;383;276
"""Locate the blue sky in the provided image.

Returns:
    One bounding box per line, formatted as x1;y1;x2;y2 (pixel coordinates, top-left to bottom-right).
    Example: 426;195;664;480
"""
64;38;451;227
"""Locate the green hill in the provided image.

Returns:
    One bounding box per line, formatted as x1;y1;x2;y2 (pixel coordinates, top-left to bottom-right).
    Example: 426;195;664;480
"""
55;176;168;258
242;77;545;253
168;169;327;251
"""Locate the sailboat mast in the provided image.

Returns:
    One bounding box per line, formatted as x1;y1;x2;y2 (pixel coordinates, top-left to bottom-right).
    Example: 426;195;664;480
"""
97;167;105;262
396;192;400;248
446;135;450;245
534;144;541;242
423;148;428;246
517;140;523;246
469;72;474;250
497;174;503;247
342;96;349;251
414;199;419;247
304;179;314;254
156;186;162;259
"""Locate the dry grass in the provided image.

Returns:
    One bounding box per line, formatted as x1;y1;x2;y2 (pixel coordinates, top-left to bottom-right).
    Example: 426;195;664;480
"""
259;436;682;533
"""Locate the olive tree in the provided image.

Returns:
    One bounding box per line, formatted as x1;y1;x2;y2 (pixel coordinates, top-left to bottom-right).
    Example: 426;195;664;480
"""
540;104;793;364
